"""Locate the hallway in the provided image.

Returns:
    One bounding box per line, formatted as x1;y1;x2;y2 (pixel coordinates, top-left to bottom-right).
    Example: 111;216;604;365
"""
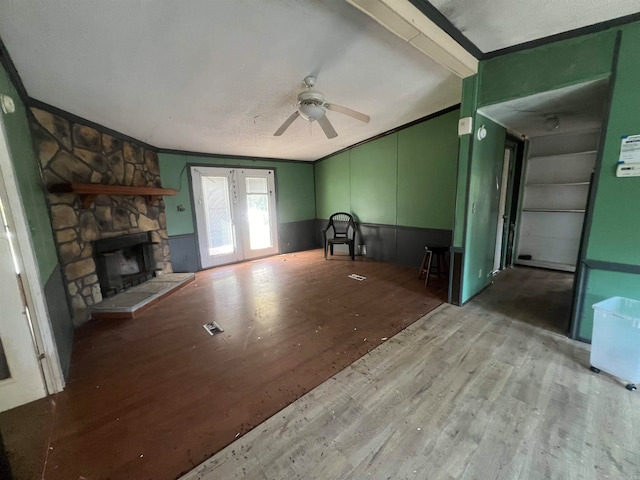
479;266;575;335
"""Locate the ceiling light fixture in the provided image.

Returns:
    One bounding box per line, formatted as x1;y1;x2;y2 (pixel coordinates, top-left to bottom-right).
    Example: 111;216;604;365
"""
544;115;560;131
346;0;478;78
298;102;326;122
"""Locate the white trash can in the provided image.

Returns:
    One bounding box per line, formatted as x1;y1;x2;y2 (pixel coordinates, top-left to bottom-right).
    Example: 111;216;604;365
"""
590;296;640;390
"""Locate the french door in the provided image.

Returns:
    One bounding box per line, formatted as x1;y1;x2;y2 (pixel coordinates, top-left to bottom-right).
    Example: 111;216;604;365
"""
191;167;278;269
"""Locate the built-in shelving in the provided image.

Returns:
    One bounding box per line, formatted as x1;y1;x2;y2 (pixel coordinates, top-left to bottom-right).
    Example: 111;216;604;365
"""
516;131;599;271
49;183;178;208
522;209;586;213
526;182;590;186
528;149;597;160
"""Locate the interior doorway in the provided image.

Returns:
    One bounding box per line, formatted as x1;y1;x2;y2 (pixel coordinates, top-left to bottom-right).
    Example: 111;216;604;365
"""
191;166;279;269
490;137;525;275
493;143;513;273
479;77;611;335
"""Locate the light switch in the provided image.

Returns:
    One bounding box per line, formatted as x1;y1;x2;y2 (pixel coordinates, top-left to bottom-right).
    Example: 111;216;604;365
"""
458;117;473;136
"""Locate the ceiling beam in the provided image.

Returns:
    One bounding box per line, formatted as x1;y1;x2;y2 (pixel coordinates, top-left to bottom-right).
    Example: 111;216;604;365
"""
346;0;478;77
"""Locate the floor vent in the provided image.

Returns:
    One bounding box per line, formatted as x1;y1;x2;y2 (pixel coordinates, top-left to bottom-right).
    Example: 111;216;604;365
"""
203;322;224;335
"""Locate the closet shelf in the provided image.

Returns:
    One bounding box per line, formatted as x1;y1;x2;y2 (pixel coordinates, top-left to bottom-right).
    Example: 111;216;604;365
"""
522;208;586;213
528;150;597;160
526;181;590;186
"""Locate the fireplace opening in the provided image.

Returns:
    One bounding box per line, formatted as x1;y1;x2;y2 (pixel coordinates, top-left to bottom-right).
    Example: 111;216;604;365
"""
93;232;158;298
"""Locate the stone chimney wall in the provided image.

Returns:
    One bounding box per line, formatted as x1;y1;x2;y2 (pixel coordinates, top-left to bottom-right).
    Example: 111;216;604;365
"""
28;107;172;325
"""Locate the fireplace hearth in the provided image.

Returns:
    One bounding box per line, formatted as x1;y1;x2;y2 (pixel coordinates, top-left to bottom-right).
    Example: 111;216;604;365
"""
93;232;158;298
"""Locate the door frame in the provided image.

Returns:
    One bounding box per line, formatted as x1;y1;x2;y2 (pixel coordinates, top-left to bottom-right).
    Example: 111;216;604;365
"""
504;138;526;268
188;163;280;270
191;166;243;268
0;114;64;398
236;168;279;261
492;146;512;273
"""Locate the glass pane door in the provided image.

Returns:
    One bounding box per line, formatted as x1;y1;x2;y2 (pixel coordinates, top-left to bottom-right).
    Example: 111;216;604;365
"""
192;167;278;268
201;175;234;256
239;170;278;260
246;177;271;250
192;167;241;268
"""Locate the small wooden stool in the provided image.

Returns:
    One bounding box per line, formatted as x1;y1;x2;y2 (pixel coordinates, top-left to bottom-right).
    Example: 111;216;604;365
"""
418;247;433;286
429;246;449;280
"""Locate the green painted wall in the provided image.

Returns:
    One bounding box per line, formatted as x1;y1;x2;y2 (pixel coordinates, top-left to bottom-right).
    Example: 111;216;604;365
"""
478;30;616;107
314;108;460;230
461;114;506;303
159;153;315;236
587;24;640;265
314;151;350;219
577;23;640;340
453;76;477;248
0;63;58;281
397;109;460;229
350;134;397;225
158;153;190;235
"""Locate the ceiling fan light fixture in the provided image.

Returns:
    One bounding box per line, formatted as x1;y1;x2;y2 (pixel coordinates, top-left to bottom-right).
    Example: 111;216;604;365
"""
273;77;369;139
298;102;325;122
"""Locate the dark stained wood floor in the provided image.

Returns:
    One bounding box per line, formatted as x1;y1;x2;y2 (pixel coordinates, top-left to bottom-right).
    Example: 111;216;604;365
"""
480;266;574;335
0;249;446;480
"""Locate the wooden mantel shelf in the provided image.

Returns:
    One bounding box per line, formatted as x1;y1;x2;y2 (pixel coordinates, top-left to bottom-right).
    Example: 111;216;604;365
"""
49;183;178;208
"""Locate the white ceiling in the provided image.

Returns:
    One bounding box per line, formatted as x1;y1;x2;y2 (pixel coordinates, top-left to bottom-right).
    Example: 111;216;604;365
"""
430;0;640;52
1;2;638;161
0;0;461;161
479;78;609;138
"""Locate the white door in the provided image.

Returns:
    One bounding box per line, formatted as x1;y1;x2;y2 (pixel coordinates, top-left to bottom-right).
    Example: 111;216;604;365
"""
192;167;278;269
0;186;47;412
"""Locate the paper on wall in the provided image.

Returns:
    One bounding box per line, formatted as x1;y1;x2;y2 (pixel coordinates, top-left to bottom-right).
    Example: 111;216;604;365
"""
619;135;640;164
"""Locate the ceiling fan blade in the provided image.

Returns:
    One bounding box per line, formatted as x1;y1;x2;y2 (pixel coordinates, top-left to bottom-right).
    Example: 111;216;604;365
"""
274;111;301;136
326;103;370;123
317;115;338;139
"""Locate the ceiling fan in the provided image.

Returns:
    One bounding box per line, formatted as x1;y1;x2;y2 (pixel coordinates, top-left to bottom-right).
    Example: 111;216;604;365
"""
273;76;370;139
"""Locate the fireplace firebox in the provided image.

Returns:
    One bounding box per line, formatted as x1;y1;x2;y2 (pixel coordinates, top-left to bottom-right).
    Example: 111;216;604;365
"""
93;232;158;298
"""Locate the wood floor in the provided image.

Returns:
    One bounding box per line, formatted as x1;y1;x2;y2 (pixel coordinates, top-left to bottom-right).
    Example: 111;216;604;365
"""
482;266;575;335
183;267;640;480
0;249;446;480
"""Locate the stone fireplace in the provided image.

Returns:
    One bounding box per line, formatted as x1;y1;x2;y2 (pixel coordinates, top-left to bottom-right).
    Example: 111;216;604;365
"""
28;107;173;325
93;232;157;298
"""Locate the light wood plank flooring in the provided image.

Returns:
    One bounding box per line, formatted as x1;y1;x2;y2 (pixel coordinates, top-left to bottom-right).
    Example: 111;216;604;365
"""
183;268;640;480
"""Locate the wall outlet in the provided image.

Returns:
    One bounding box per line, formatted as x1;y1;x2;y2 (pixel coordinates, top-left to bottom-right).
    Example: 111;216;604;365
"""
478;269;482;278
358;244;367;255
472;202;477;214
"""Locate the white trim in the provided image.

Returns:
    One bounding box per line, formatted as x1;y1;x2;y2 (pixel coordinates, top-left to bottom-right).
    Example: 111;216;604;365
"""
0;111;65;394
347;0;478;77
